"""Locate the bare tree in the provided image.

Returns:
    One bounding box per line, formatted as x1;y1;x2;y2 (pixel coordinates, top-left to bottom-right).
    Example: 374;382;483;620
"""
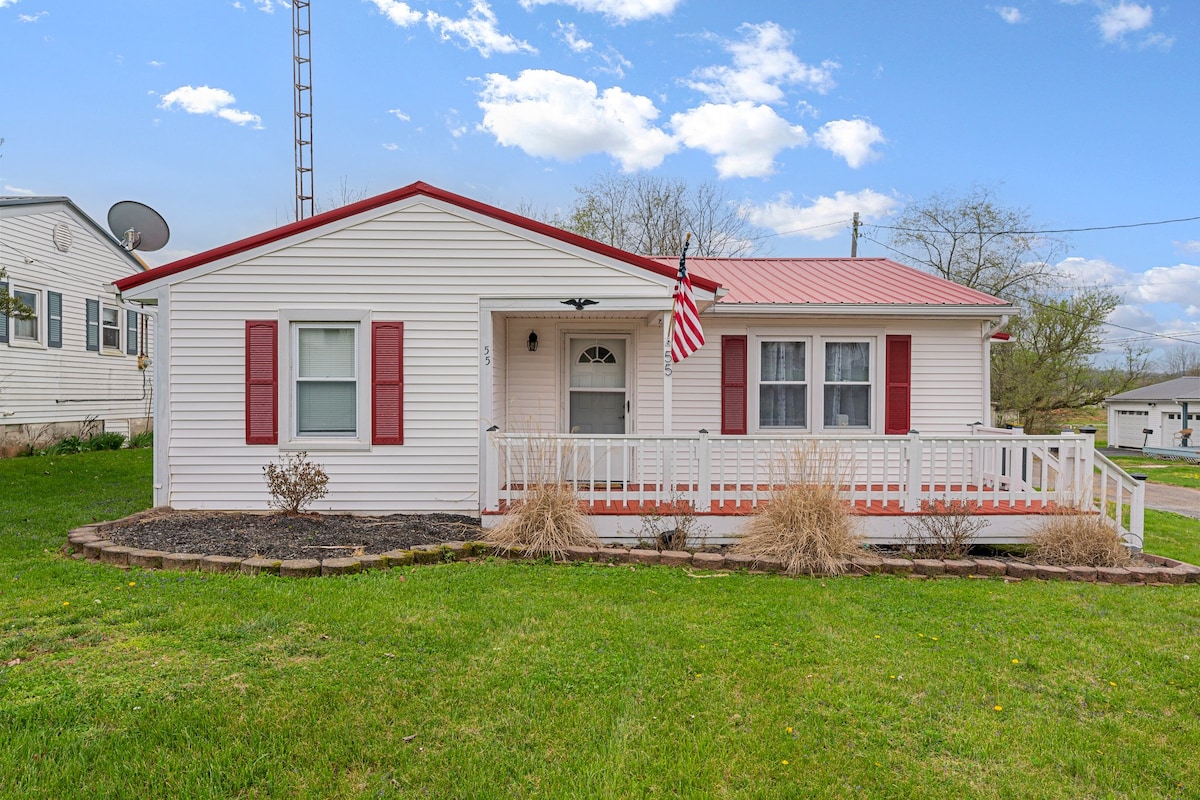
885;185;1065;301
1159;342;1200;377
563;173;754;257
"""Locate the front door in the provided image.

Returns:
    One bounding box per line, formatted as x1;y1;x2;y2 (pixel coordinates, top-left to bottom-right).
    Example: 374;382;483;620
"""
567;336;629;483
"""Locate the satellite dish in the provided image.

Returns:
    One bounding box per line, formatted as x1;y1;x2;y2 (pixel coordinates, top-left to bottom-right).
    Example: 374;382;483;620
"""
107;200;170;252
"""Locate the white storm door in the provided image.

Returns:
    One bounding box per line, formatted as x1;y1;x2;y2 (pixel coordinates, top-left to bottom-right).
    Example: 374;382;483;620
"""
567;336;630;483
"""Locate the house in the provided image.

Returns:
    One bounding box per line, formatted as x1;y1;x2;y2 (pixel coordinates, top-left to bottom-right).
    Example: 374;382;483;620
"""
0;197;154;455
114;181;1142;545
1105;376;1200;451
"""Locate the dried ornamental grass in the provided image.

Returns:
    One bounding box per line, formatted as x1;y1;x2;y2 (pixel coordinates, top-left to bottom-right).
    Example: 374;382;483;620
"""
484;481;600;559
1029;510;1133;568
732;445;864;576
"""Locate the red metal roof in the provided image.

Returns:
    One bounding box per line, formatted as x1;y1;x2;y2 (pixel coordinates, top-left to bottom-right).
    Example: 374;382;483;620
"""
115;181;721;294
656;257;1010;306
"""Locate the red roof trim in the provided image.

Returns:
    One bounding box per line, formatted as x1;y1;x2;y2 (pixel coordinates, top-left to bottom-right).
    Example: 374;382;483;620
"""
114;181;719;294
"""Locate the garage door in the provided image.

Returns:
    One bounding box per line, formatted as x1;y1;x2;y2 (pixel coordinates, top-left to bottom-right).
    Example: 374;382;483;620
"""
1115;410;1149;449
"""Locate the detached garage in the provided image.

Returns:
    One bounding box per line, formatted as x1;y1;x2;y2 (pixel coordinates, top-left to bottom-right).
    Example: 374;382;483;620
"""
1105;376;1200;450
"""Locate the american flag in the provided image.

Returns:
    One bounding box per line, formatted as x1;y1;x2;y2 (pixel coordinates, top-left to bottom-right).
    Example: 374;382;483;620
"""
670;236;704;362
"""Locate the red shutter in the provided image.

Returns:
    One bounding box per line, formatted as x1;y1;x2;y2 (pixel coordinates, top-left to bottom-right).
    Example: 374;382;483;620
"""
885;334;912;435
372;321;404;445
721;335;748;435
245;320;278;444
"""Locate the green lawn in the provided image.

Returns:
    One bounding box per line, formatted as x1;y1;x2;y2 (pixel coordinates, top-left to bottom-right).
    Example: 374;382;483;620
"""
2;451;1199;799
1108;456;1200;489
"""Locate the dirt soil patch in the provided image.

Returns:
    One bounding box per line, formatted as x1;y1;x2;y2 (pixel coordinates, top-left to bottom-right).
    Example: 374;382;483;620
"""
100;508;482;561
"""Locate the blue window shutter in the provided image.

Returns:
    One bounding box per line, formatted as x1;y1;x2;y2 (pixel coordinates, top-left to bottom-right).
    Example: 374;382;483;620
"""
126;309;138;355
86;299;99;352
0;282;8;344
47;291;63;348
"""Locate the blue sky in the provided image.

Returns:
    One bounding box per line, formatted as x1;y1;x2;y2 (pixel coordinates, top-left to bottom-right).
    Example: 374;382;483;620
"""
3;0;1198;363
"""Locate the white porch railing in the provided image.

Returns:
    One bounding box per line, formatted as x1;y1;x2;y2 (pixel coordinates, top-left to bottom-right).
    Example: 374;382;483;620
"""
484;431;1144;547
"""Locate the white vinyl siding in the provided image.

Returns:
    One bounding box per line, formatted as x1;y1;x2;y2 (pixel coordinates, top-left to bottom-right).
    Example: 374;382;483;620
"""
0;203;151;429
156;200;674;513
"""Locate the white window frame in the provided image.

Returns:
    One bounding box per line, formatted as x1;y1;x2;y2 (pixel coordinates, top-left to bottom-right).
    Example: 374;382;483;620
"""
10;285;43;347
101;303;123;352
750;329;883;434
756;337;811;431
278;309;371;452
821;338;874;431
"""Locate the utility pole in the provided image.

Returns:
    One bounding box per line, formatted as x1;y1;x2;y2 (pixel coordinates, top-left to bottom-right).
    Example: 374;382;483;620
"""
293;0;314;221
851;211;860;257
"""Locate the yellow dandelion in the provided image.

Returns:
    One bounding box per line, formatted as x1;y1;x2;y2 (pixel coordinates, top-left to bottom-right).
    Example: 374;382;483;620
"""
1012;659;1020;664
918;633;924;637
874;635;881;639
785;726;793;734
994;705;1003;711
63;601;70;606
781;760;788;766
932;637;938;641
129;581;136;587
1109;682;1117;687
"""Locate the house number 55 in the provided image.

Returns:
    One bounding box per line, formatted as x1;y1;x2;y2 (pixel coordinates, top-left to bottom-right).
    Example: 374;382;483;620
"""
483;345;492;366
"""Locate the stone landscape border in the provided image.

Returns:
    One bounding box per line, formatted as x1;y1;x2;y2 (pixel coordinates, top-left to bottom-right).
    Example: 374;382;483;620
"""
63;522;1200;585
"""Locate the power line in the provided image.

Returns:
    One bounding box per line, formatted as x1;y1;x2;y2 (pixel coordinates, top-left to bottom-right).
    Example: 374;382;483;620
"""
870;214;1200;237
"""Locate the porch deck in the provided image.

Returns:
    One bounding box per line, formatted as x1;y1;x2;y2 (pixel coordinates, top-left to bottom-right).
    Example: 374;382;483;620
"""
484;431;1144;547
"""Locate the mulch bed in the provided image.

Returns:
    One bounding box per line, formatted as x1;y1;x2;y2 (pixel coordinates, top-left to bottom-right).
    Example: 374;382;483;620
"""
99;508;482;561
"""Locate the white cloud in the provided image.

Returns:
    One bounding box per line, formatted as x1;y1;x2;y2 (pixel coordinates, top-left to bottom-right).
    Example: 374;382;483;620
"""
159;85;264;129
995;6;1024;23
253;0;286;12
1055;256;1129;287
556;20;593;53
3;185;35;195
367;0;422;27
671;102;808;179
388;108;411;121
1133;263;1200;304
741;189;899;241
0;0;20;6
814;118;886;168
477;69;676;171
518;0;680;24
426;1;536;57
148;60;164;67
596;46;632;78
18;11;46;22
1174;240;1200;254
1096;2;1153;42
382;143;400;151
687;22;838;104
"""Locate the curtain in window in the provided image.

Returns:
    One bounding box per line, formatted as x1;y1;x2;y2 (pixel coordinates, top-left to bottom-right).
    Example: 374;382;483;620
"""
759;341;806;427
824;342;870;427
297;327;356;435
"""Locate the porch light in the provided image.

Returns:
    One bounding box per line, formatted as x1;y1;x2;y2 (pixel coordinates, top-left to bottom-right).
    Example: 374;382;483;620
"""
527;331;538;351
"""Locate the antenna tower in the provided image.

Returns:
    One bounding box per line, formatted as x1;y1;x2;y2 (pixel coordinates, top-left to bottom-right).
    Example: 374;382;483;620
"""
292;0;314;220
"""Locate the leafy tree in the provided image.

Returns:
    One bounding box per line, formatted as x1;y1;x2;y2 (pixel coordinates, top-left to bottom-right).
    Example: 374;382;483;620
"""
886;187;1149;432
562;173;753;257
0;269;33;321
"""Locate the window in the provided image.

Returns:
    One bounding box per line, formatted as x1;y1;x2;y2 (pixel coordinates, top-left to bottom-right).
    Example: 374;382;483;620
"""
101;305;121;349
295;324;358;437
759;340;807;428
12;288;39;342
824;341;871;428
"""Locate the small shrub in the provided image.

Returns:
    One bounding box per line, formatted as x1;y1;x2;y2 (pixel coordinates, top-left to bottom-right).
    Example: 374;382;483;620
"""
263;451;330;514
732;444;864;576
85;432;127;451
639;495;709;551
1030;510;1132;567
904;498;990;559
45;436;85;455
484;481;599;559
128;431;154;449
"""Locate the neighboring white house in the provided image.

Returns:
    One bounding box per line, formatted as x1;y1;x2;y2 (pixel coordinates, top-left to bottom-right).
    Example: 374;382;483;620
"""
1104;376;1200;449
0;197;154;455
115;182;1142;544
